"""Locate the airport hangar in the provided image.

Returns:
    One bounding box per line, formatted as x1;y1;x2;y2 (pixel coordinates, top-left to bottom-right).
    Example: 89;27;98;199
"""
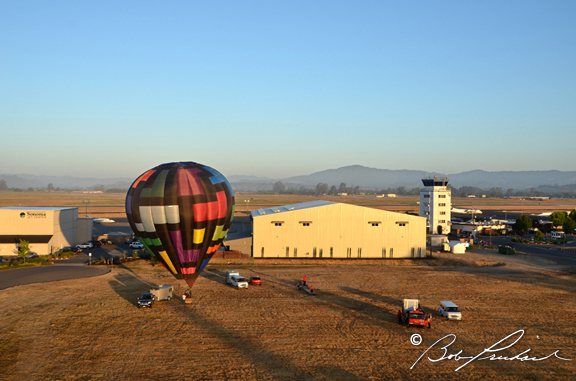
0;207;92;256
250;200;427;259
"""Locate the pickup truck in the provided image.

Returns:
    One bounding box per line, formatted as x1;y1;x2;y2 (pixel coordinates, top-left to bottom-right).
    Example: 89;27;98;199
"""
401;299;431;328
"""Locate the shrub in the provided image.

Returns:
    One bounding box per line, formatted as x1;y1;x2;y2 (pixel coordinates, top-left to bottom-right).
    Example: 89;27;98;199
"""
132;251;139;259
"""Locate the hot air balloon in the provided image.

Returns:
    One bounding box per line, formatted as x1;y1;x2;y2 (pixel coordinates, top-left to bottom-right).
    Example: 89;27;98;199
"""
125;162;235;287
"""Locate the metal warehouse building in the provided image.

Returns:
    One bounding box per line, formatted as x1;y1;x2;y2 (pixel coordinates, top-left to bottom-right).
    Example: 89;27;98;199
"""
251;201;426;259
0;207;92;256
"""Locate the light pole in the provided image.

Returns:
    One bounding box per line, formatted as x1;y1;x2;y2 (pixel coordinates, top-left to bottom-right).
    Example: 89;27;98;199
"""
82;200;90;217
244;200;250;212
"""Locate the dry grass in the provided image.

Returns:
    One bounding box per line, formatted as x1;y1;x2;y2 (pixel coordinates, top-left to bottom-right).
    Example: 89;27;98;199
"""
2;191;575;218
1;250;575;380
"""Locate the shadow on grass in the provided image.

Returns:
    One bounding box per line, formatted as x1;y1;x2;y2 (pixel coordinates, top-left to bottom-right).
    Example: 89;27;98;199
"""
108;269;156;307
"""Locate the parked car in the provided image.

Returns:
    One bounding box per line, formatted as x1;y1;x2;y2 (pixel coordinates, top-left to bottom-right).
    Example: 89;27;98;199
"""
230;275;249;289
100;239;113;245
76;242;93;249
249;275;262;285
59;246;82;253
130;241;144;249
25;252;39;259
88;240;102;247
137;293;155;308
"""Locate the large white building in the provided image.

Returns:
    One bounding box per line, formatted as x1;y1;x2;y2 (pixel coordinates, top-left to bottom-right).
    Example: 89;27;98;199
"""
0;207;92;256
419;178;451;234
251;200;426;259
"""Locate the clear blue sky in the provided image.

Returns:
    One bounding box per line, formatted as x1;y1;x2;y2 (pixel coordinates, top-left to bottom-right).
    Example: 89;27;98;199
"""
1;1;575;179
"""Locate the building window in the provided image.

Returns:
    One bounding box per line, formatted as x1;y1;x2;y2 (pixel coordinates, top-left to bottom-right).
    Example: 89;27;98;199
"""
424;195;430;198
440;212;446;215
294;248;297;257
439;195;446;198
439;220;446;223
286;247;289;257
439;203;446;207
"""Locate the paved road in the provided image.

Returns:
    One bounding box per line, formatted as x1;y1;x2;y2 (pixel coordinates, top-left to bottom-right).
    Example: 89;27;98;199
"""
487;236;576;267
0;253;110;290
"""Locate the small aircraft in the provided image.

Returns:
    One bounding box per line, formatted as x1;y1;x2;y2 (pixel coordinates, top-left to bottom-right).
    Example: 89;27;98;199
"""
87;215;116;223
451;208;482;214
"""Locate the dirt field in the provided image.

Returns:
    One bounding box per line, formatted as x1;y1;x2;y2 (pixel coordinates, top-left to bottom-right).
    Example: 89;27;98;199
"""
1;250;575;380
3;190;574;218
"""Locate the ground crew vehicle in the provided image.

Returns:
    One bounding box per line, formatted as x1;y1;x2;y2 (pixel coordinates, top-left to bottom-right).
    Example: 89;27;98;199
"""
401;299;431;328
439;301;462;320
137;293;154;308
230;275;249;289
249;275;262;285
226;271;240;284
150;285;174;301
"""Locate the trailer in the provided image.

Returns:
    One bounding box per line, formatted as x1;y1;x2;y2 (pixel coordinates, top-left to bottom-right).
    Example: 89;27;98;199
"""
150;285;174;301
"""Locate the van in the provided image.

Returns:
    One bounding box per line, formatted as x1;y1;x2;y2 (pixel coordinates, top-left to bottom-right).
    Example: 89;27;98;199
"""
551;231;565;239
150;285;174;301
439;301;462;320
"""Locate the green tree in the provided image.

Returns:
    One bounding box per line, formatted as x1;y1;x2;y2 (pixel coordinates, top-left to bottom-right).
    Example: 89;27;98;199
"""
329;185;337;195
0;179;7;190
563;218;576;235
569;209;576;223
535;230;544;242
47;183;54;192
514;215;532;236
315;183;328;195
338;182;347;194
18;239;31;262
550;211;568;228
272;181;286;194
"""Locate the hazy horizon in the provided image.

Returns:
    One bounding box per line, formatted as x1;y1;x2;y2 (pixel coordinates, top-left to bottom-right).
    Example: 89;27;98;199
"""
1;1;575;179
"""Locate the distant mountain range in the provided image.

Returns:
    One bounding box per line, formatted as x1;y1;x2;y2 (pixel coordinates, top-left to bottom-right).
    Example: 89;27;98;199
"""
2;166;576;192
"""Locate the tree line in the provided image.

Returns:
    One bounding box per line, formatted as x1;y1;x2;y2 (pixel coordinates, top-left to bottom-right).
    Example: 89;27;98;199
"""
269;181;576;198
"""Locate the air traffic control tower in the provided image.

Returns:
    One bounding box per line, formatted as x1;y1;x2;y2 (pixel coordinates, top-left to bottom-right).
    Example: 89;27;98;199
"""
419;177;451;234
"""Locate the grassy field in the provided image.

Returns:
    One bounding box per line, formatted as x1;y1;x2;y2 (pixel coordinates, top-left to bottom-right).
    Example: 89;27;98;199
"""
1;250;574;380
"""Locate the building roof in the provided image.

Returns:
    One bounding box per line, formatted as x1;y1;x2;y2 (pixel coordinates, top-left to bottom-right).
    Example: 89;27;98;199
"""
251;200;335;218
0;206;77;211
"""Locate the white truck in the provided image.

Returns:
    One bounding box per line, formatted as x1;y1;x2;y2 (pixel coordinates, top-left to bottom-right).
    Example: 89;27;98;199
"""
226;270;239;284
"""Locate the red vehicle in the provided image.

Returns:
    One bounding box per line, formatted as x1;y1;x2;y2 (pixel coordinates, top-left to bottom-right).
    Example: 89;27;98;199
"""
401;299;432;328
250;276;262;285
404;310;432;328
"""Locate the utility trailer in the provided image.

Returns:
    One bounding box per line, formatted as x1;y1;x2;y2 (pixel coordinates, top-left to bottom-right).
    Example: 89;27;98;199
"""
150;285;174;301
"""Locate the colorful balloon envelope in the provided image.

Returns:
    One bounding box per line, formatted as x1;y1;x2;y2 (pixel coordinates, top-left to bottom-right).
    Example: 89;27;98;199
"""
125;162;235;287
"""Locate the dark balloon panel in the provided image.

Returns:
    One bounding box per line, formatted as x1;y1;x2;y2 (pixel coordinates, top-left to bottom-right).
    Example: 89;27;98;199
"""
125;162;235;287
